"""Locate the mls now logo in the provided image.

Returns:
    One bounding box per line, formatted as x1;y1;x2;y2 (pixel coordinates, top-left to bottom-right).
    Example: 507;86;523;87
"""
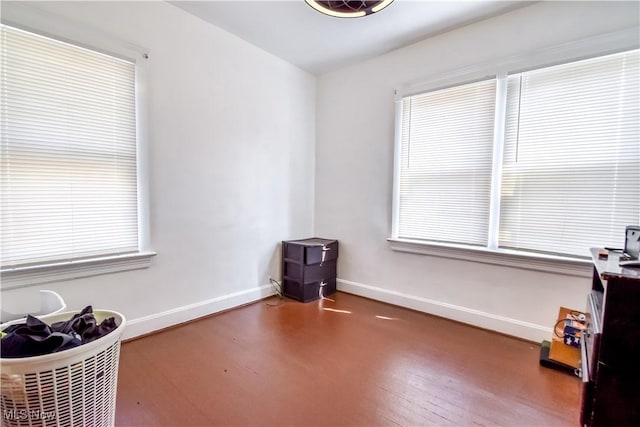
3;409;56;421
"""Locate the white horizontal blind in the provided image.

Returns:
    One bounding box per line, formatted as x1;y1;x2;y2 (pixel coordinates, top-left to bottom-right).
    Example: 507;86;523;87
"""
398;79;496;245
500;50;640;257
1;25;139;267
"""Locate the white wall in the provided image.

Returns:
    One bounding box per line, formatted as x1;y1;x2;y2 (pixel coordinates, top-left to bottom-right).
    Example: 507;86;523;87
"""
0;1;316;338
315;1;640;341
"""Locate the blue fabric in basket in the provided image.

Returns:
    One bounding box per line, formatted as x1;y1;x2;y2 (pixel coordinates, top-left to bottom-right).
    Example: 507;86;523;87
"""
0;306;116;358
0;315;81;358
51;305;117;343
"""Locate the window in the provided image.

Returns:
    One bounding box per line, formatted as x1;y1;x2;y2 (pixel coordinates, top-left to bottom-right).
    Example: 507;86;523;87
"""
397;79;496;246
1;25;151;284
393;49;639;259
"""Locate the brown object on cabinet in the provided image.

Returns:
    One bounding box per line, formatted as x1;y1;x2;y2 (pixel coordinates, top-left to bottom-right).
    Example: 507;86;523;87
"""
282;238;338;302
580;248;640;427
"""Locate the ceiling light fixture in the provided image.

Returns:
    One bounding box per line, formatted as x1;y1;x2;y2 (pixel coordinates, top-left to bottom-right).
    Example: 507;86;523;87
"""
305;0;395;18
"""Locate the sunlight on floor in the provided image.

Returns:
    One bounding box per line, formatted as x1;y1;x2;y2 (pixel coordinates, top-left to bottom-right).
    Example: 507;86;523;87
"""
322;307;352;314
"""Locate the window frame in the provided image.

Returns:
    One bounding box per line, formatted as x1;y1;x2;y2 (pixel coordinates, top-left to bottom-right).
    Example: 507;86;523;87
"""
390;27;639;277
0;12;155;290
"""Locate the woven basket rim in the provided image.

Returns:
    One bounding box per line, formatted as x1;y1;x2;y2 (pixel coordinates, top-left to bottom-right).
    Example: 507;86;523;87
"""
1;309;126;364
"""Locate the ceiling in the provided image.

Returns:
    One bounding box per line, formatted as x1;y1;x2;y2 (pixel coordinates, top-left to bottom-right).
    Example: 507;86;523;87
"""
170;0;533;75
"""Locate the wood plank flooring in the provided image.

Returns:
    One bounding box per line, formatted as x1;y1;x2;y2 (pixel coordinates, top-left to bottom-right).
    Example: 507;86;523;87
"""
115;292;581;426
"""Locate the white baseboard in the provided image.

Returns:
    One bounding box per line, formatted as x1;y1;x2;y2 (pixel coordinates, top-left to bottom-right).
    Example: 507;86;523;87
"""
123;280;552;343
123;284;275;340
337;278;552;343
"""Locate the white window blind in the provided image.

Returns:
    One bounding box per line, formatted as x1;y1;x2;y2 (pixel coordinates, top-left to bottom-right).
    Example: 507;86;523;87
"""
398;79;496;246
394;48;639;259
1;25;139;268
500;50;640;257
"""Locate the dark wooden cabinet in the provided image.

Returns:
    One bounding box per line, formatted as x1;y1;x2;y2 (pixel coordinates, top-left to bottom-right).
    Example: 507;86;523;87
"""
282;238;338;302
580;248;640;427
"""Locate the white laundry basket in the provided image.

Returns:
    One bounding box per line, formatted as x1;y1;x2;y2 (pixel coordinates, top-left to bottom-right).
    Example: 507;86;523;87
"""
0;310;126;427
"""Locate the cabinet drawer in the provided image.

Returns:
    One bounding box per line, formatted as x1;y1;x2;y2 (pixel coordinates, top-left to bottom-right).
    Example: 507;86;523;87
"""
283;278;337;303
283;238;338;265
284;259;336;284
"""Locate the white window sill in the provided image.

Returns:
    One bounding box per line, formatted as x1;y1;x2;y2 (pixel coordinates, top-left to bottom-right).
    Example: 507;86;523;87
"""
387;238;592;278
0;251;157;290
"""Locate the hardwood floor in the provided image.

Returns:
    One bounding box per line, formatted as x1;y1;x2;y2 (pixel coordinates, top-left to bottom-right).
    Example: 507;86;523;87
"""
115;292;581;426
